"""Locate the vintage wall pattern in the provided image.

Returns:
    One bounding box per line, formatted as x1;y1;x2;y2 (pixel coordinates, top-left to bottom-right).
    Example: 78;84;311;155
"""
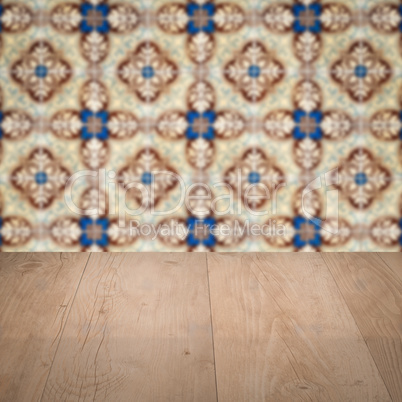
0;0;401;251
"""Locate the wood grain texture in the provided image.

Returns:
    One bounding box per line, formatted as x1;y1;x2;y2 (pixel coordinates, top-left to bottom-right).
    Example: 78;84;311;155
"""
378;253;402;281
322;253;402;402
42;253;216;402
207;253;391;402
0;253;89;402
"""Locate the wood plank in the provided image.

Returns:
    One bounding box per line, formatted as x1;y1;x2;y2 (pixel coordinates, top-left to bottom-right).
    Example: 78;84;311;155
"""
322;253;402;402
378;253;402;281
42;253;216;402
208;253;391;402
0;253;89;402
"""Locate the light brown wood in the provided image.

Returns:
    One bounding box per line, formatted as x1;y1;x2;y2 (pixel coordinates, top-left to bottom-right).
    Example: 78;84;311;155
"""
0;253;89;402
322;252;402;402
207;253;391;402
42;253;216;402
378;253;402;281
1;252;401;402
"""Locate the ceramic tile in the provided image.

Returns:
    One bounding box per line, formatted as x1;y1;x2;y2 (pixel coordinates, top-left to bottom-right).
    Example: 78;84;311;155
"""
362;180;402;251
0;0;401;251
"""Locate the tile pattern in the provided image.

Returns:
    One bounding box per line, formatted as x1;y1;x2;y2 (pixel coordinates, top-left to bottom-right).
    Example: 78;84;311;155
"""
0;0;401;251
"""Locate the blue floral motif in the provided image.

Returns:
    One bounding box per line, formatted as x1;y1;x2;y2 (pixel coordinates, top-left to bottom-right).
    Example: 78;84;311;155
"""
0;5;3;33
354;65;368;78
354;172;368;186
142;66;155;79
293;3;322;34
293;216;322;248
35;65;48;78
141;172;153;185
399;5;402;32
248;171;260;184
248;65;261;78
35;171;48;185
80;217;109;247
186;110;215;140
187;216;216;248
187;3;215;35
293;110;323;140
80;3;109;34
80;110;109;140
